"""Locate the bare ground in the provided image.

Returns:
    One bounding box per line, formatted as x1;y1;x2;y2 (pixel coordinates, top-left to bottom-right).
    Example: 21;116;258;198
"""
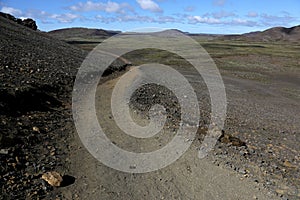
59;73;279;200
1;15;299;199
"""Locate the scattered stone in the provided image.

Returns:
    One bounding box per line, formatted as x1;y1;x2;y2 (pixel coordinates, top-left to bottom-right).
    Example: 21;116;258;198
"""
42;171;63;187
32;126;40;132
0;148;9;154
275;189;287;195
239;168;247;174
0;12;85;199
219;131;246;147
283;160;296;168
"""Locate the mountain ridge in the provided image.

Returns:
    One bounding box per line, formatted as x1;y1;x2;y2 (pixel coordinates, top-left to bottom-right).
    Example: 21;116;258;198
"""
48;27;121;40
48;24;300;42
220;25;300;42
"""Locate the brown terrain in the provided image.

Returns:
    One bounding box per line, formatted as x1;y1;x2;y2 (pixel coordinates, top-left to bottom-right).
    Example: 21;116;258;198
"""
0;12;300;200
221;25;300;42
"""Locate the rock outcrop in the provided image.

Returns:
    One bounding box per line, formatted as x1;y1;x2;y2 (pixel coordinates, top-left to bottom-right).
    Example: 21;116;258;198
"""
0;12;37;30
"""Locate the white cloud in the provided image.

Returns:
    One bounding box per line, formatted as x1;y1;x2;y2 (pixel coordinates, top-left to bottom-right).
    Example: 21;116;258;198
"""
189;16;221;24
230;18;257;26
157;16;177;23
95;15;116;23
260;13;295;26
85;11;298;28
247;11;258;17
105;1;121;12
50;13;79;23
136;0;162;13
0;6;22;16
188;15;257;27
96;14;152;23
122;15;155;22
184;6;195;12
96;14;176;24
189;11;296;27
69;1;132;13
213;0;226;6
211;10;235;19
203;10;236;19
17;9;80;24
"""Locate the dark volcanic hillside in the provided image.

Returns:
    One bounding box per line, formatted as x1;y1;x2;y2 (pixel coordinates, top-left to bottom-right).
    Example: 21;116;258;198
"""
221;25;300;42
0;17;86;90
0;14;86;199
0;14;130;199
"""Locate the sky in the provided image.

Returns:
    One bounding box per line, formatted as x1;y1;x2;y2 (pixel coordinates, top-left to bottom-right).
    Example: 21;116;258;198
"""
0;0;299;34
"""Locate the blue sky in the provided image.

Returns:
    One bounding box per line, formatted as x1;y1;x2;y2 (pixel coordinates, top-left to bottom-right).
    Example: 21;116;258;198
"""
1;0;299;34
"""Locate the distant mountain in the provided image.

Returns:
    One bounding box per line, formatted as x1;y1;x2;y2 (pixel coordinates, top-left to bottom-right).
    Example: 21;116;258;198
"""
48;24;300;43
48;27;121;40
221;25;300;42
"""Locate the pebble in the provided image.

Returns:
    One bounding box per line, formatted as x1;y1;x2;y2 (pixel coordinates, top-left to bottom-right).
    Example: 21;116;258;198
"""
0;149;9;154
32;126;40;132
42;171;63;187
283;160;296;168
239;168;246;174
275;189;286;195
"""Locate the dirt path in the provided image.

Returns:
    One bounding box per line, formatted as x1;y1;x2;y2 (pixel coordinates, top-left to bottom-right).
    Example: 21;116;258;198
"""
60;68;279;200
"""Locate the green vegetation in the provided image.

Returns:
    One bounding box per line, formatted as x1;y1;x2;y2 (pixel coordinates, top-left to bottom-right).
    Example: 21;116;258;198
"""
67;35;300;83
197;40;300;59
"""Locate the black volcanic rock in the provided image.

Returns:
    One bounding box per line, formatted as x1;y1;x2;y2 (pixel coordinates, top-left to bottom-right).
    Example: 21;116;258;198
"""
21;18;37;30
0;12;38;30
0;12;18;21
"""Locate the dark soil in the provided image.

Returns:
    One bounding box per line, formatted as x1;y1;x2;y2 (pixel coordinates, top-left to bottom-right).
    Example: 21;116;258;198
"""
0;15;85;199
0;14;131;199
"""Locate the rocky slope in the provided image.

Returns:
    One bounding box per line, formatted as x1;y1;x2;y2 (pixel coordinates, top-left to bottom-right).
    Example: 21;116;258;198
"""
0;13;86;199
0;12;131;199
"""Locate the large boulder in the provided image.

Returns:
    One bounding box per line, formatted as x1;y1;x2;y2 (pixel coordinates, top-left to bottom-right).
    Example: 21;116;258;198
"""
21;18;37;30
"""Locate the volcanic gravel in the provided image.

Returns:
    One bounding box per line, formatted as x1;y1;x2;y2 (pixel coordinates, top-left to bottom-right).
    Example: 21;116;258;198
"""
0;15;86;199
